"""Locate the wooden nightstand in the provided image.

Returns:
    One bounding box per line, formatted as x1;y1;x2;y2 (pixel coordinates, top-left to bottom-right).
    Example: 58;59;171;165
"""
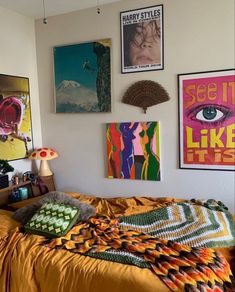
0;174;56;210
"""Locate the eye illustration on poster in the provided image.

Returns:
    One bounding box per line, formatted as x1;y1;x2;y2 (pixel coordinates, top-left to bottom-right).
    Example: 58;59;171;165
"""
54;38;111;113
120;5;164;74
0;74;33;161
178;69;235;171
106;121;161;180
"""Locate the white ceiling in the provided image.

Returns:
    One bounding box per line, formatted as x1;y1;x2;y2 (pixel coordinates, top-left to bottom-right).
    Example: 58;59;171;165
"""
0;0;123;19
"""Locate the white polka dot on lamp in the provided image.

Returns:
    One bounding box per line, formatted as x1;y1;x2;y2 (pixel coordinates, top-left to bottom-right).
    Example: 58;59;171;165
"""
29;148;59;176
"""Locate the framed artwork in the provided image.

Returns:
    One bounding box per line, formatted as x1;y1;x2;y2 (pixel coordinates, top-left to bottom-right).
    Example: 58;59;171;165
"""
0;74;33;161
53;38;111;113
106;121;161;180
178;69;235;171
120;5;164;74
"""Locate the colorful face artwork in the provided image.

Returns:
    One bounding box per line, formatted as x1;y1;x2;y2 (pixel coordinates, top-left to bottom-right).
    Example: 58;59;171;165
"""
0;74;33;161
106;121;161;180
179;70;235;170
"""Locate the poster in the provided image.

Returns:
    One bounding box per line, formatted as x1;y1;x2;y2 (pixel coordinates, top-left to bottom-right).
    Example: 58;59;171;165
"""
120;5;164;74
0;74;33;161
178;69;235;170
54;38;111;113
106;121;161;180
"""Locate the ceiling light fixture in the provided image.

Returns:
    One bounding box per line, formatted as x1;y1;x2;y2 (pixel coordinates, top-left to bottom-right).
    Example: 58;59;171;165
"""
42;0;47;24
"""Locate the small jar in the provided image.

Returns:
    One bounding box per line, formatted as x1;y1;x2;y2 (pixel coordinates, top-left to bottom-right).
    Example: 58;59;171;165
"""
19;187;29;200
10;189;20;202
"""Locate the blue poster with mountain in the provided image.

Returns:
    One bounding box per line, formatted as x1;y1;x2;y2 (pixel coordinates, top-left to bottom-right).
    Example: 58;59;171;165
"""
54;39;111;113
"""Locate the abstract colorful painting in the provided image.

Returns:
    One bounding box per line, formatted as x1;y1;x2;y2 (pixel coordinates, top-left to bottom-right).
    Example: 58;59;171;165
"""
178;69;235;170
54;38;111;113
0;74;33;161
106;122;160;180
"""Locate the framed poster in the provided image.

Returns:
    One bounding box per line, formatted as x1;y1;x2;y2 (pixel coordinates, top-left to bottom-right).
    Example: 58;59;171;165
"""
54;38;111;113
178;69;235;171
0;74;33;161
106;121;161;180
120;5;164;74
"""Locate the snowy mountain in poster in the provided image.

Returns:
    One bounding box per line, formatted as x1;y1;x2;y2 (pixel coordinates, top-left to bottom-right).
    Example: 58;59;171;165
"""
56;80;99;113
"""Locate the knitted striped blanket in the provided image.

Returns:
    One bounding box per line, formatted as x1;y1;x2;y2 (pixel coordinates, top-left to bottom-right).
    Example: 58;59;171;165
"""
119;202;235;248
44;215;235;292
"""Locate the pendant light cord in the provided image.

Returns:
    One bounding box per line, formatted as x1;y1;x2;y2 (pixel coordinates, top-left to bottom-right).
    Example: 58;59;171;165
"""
97;0;100;14
43;0;47;24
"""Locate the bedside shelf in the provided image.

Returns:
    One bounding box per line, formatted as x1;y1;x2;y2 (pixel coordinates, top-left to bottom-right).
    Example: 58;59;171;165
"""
0;174;56;209
0;180;32;207
0;180;32;193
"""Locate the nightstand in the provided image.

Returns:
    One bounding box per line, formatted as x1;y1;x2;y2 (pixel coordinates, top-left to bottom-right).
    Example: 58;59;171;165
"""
0;174;56;210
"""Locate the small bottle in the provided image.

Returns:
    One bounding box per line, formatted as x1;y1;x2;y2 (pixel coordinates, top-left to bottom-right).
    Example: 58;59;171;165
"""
12;175;19;185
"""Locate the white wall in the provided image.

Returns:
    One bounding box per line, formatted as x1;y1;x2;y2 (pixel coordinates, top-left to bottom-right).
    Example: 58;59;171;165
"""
0;6;42;175
35;0;235;212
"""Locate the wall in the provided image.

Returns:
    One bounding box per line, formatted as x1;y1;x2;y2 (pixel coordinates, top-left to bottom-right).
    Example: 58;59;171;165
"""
35;0;235;211
0;6;42;175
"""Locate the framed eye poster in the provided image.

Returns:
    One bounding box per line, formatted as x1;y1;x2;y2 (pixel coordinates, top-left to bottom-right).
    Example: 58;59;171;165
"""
178;69;235;171
120;5;164;74
0;74;33;161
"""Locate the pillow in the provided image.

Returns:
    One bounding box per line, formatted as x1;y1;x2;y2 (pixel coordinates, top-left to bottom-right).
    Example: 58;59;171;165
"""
24;202;80;238
12;191;96;225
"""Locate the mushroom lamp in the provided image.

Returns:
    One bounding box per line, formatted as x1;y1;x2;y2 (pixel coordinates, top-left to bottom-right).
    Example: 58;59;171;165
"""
29;148;58;176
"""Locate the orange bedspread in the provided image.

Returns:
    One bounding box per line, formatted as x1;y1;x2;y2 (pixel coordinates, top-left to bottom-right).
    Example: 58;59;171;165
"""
0;193;234;292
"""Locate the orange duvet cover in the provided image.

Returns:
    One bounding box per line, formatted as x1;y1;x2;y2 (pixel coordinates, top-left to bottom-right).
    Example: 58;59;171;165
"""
0;193;234;292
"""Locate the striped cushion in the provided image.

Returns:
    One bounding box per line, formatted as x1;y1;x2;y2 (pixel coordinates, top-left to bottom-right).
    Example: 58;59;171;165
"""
119;202;235;248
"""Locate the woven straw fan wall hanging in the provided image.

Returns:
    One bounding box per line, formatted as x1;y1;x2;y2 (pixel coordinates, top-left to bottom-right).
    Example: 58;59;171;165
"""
122;80;170;113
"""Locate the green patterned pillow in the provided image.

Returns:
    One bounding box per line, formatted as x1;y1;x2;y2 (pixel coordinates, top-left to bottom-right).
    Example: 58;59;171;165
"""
24;202;80;238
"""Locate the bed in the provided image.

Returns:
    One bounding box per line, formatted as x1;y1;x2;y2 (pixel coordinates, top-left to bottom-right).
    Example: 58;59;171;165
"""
0;193;234;292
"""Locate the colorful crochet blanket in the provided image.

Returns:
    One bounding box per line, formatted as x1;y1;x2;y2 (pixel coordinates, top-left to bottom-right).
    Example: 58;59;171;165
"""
119;202;235;248
44;216;235;292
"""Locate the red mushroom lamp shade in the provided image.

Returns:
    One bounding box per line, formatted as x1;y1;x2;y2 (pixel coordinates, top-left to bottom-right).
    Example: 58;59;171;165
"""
29;148;58;176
